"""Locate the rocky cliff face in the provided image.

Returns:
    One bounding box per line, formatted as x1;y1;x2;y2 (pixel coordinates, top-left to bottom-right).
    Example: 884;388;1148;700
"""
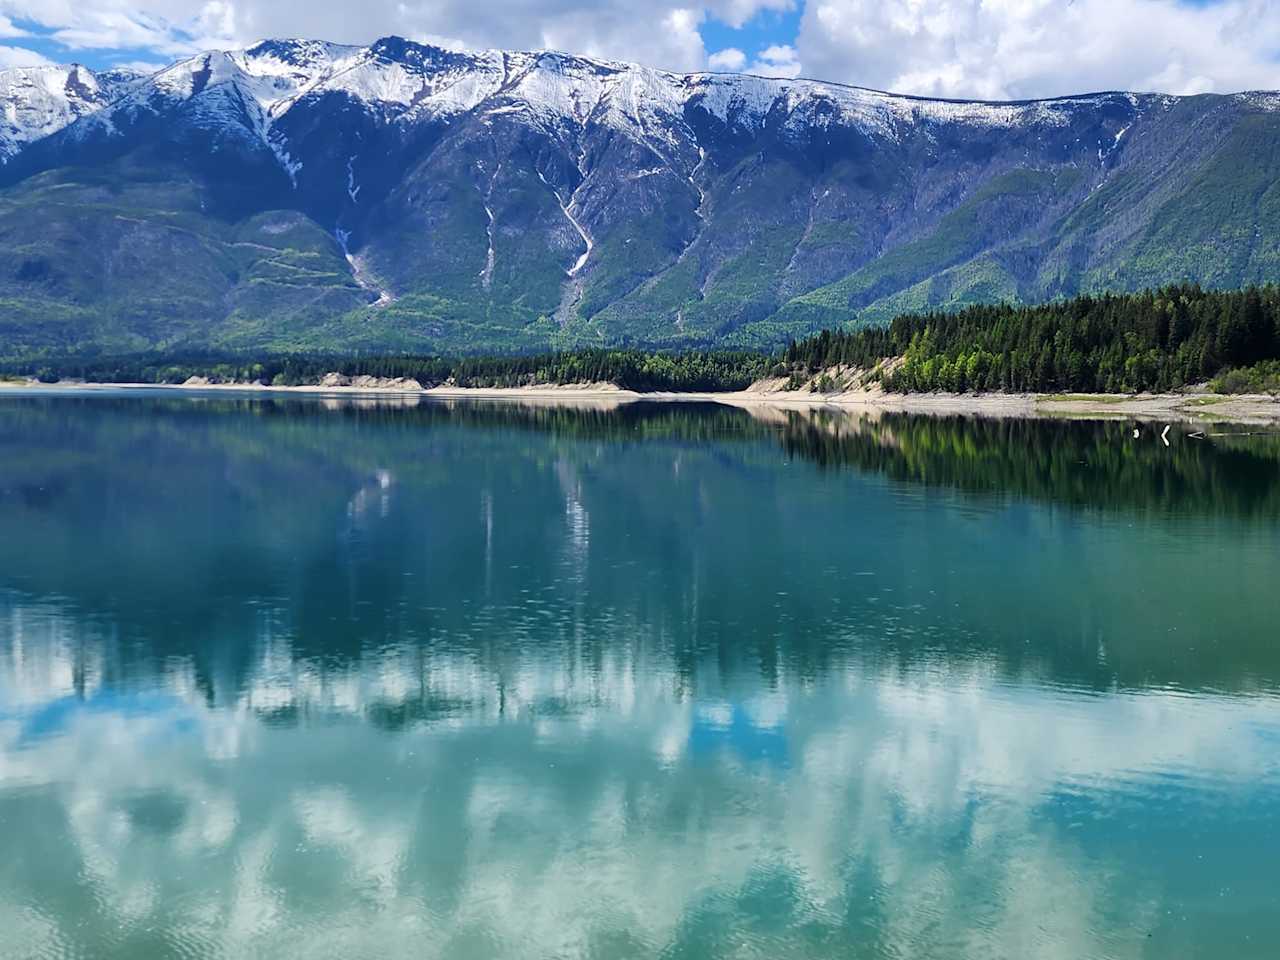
0;38;1277;356
0;63;143;162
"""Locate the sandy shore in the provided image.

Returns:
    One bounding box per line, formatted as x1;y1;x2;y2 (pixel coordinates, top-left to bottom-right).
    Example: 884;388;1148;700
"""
5;378;1279;424
725;388;1280;426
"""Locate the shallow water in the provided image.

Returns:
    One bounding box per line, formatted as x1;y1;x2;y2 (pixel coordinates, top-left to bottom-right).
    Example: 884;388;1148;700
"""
1;391;1279;959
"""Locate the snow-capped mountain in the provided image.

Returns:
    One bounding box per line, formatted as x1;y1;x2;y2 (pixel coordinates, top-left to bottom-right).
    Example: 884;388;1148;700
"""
14;37;1188;166
0;63;144;161
0;36;1277;357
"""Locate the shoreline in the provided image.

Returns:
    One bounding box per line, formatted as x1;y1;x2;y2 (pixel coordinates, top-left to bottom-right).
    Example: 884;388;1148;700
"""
4;379;1279;424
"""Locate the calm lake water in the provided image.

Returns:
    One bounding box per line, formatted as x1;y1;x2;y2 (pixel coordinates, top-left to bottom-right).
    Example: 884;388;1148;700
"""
2;390;1279;959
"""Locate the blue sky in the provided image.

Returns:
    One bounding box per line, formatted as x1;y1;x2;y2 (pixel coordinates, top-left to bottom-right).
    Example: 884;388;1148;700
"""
0;0;1276;99
699;4;803;75
0;17;175;71
700;6;801;56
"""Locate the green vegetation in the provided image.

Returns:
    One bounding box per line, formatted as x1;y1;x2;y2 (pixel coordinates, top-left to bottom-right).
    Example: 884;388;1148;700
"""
2;349;772;394
0;165;372;357
1110;115;1280;290
1212;360;1280;395
785;284;1280;394
8;284;1280;397
783;169;1075;316
2;97;1278;357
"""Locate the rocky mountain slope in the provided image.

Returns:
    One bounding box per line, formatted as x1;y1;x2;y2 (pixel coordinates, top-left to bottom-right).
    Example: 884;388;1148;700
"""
0;38;1277;357
0;63;144;162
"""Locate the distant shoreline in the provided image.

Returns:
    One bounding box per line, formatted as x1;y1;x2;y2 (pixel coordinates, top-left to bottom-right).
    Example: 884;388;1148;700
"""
4;379;1279;425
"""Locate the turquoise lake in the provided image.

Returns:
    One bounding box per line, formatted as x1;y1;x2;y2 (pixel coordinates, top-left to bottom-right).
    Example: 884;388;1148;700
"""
1;390;1279;959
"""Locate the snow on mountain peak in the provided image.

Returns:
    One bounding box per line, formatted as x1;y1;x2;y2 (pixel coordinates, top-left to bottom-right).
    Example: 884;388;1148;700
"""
5;35;1272;176
0;63;143;161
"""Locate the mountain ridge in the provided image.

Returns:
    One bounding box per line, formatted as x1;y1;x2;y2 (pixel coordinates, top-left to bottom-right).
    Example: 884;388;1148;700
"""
0;37;1277;357
0;62;145;161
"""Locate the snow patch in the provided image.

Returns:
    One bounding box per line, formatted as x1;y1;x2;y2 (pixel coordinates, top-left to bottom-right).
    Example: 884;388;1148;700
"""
268;131;302;184
346;154;360;202
1234;91;1280;111
0;63;142;161
335;227;393;307
536;165;592;277
690;146;708;220
2;33;1259;199
477;160;502;290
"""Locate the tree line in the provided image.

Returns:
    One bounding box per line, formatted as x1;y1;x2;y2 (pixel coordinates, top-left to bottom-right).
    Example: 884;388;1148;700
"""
3;349;773;393
6;283;1280;395
783;284;1280;393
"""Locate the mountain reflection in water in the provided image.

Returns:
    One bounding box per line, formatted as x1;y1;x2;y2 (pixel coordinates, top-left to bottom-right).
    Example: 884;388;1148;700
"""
1;391;1278;959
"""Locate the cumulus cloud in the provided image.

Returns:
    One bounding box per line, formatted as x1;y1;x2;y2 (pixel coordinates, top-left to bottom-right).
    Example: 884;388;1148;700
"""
0;0;793;73
0;13;27;37
748;42;801;78
708;46;747;71
0;43;51;66
796;0;1280;99
710;0;795;29
0;0;1277;99
0;3;210;57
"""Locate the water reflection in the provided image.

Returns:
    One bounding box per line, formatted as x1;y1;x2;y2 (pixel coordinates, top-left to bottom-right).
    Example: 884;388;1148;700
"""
774;406;1280;517
1;392;1279;958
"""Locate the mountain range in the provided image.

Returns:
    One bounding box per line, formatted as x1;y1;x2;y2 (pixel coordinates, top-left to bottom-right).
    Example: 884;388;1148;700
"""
1;37;1278;357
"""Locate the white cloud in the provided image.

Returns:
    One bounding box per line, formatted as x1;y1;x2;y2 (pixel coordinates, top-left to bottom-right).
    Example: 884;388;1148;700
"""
0;0;1276;100
195;0;238;42
748;41;801;78
5;626;1279;957
0;0;793;74
0;13;27;37
0;43;52;66
708;46;746;70
0;4;207;57
708;0;795;29
797;0;1280;99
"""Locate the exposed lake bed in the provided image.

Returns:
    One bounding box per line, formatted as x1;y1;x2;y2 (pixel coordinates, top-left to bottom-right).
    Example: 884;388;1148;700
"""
7;377;1280;425
1;391;1278;958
